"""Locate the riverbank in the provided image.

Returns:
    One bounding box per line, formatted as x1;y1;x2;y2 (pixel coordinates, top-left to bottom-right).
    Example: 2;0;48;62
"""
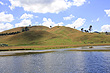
0;43;110;51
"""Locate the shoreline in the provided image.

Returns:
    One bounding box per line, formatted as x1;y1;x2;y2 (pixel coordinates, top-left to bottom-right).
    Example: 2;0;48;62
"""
0;43;110;51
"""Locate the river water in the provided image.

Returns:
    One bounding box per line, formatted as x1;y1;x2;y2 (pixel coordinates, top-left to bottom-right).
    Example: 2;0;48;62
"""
0;46;110;73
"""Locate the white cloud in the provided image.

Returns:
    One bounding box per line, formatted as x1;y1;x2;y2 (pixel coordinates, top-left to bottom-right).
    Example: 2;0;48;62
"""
73;0;86;6
41;18;63;27
0;1;7;5
35;16;38;18
0;1;4;5
35;22;38;24
88;1;90;4
63;14;75;20
20;13;33;19
0;23;14;32
33;22;39;26
104;9;110;17
54;22;64;26
91;20;94;22
0;12;14;22
15;19;31;27
96;18;99;21
66;18;86;28
9;0;21;10
9;0;72;13
101;24;110;32
91;18;100;22
9;0;87;13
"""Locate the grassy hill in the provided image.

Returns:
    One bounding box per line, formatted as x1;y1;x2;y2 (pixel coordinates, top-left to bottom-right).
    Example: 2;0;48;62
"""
0;26;110;46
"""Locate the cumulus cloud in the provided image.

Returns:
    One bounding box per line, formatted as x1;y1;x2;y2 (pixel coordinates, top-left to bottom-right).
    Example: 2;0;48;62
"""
15;19;31;27
41;18;63;27
104;9;110;17
66;18;86;28
9;0;86;13
63;14;75;20
0;1;4;5
20;13;33;19
101;24;110;32
9;0;72;13
73;0;86;6
0;23;14;32
0;12;14;22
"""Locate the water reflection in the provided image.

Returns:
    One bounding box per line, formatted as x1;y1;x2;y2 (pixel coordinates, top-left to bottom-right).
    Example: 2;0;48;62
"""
0;51;110;73
83;52;109;73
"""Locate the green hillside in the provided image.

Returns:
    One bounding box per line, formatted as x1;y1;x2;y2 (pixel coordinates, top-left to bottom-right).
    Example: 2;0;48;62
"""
0;26;110;46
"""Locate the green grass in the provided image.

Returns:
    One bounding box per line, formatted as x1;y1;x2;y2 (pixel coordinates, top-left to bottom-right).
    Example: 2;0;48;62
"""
0;26;110;46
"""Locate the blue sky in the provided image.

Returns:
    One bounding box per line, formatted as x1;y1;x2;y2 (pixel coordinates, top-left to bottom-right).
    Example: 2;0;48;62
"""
0;0;110;32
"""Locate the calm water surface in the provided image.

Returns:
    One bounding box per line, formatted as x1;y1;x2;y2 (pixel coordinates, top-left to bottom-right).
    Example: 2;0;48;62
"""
0;46;110;73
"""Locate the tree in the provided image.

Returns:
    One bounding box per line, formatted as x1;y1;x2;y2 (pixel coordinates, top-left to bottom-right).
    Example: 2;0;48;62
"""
81;28;84;32
22;28;25;32
50;26;52;28
84;30;86;32
25;27;29;31
89;25;92;32
105;31;108;35
84;30;89;33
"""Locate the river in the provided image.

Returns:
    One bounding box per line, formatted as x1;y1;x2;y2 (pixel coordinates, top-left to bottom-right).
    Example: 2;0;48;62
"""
0;46;110;73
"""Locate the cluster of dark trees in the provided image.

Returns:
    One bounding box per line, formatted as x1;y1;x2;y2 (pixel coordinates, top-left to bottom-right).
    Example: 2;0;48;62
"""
0;31;20;36
0;43;8;47
22;27;29;32
81;25;92;33
81;25;110;35
0;27;30;36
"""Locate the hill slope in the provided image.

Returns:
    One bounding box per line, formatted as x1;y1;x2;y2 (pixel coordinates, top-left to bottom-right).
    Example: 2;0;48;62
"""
0;26;110;46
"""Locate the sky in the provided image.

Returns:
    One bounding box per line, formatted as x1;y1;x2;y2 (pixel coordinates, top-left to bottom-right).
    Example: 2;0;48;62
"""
0;0;110;32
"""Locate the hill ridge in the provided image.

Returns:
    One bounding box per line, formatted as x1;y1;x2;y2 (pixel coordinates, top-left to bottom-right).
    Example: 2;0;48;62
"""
0;26;110;46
